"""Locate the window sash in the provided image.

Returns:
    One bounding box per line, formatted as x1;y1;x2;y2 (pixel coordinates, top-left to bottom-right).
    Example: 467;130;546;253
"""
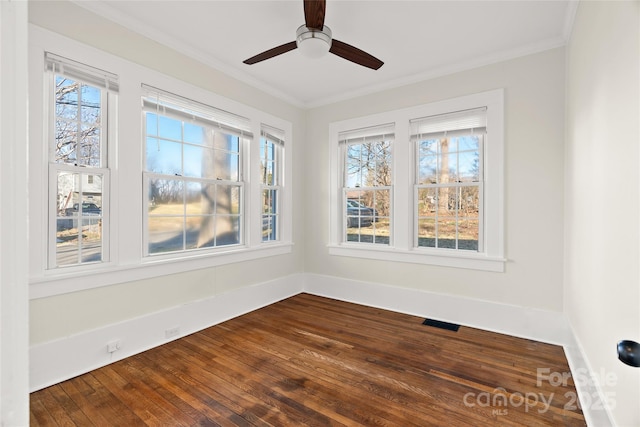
261;186;281;242
342;187;392;246
51;77;110;168
414;182;483;252
49;164;110;269
143;173;244;255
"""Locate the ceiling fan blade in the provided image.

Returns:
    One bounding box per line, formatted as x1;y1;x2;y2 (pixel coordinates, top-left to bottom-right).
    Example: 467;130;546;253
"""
329;39;384;70
243;41;298;65
304;0;325;30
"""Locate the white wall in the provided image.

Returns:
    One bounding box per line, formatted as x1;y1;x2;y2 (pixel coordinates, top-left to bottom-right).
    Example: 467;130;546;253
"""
0;1;30;424
305;47;566;312
28;1;305;345
565;2;640;426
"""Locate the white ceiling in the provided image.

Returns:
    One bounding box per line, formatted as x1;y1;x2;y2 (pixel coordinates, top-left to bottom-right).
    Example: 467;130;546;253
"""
76;0;576;108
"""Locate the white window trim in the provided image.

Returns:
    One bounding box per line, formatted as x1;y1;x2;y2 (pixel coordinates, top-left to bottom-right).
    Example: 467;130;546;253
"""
28;25;293;299
329;89;505;272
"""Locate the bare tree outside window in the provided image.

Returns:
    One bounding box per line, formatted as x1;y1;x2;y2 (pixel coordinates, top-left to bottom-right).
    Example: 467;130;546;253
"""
417;135;482;250
52;72;108;268
55;77;102;166
344;136;392;244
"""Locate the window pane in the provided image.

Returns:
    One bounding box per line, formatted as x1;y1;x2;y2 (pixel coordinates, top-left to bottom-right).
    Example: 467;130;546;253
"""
216;185;241;215
146;138;182;175
158;115;182;141
417;188;437;216
416;184;479;251
146;112;158;136
458;219;479;251
418;154;437;184
184;122;206;145
262;189;276;214
215;216;240;246
79;125;100;167
148;217;184;254
262;214;277;242
56;230;80;267
458;186;479;251
55;77;78;119
185;215;214;250
436;140;452;184
80;85;101;125
262;188;278;241
459;151;480;182
437;216;457;249
54;77;103;166
183;144;207;178
186;182;215;215
457;135;480;151
55;171;104;266
260;139;277;186
55;119;77;164
346;140;391;189
80;218;103;263
372;141;392;186
212;151;239;182
148;178;184;215
346;189;390;245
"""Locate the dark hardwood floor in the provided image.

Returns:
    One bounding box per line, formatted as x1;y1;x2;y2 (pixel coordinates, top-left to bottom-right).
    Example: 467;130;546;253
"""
30;293;586;426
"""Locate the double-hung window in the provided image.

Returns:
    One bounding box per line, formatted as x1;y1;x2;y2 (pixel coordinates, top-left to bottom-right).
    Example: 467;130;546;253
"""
330;90;504;271
411;108;486;251
142;85;251;256
46;53;117;269
260;126;284;242
339;124;394;245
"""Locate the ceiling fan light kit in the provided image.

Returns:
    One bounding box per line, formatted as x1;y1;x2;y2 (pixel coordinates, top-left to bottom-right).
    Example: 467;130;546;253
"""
296;25;332;59
243;0;383;70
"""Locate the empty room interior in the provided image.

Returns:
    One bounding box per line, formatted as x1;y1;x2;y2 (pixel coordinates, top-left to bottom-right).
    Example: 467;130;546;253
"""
1;0;639;426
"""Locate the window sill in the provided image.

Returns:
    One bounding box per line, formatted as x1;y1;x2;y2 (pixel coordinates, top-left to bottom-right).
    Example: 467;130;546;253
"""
29;243;294;299
327;244;505;272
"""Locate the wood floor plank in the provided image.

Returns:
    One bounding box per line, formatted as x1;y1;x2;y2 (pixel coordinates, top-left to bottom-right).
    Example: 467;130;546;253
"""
31;293;586;426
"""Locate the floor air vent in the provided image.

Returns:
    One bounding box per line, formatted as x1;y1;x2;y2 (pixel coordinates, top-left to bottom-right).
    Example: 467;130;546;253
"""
422;318;460;332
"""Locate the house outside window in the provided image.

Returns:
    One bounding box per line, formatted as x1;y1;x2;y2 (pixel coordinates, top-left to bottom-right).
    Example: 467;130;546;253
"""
142;85;250;256
46;53;117;269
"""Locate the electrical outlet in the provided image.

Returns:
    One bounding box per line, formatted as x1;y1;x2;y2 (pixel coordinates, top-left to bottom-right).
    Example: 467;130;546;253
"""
107;340;121;353
165;326;180;339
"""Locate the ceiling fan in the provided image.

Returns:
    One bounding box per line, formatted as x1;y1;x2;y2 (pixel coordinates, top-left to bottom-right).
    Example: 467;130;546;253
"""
243;0;384;70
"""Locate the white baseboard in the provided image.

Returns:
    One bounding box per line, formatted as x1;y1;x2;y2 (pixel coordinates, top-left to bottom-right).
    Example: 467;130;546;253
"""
303;273;570;345
563;323;615;427
29;273;303;392
30;272;611;427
